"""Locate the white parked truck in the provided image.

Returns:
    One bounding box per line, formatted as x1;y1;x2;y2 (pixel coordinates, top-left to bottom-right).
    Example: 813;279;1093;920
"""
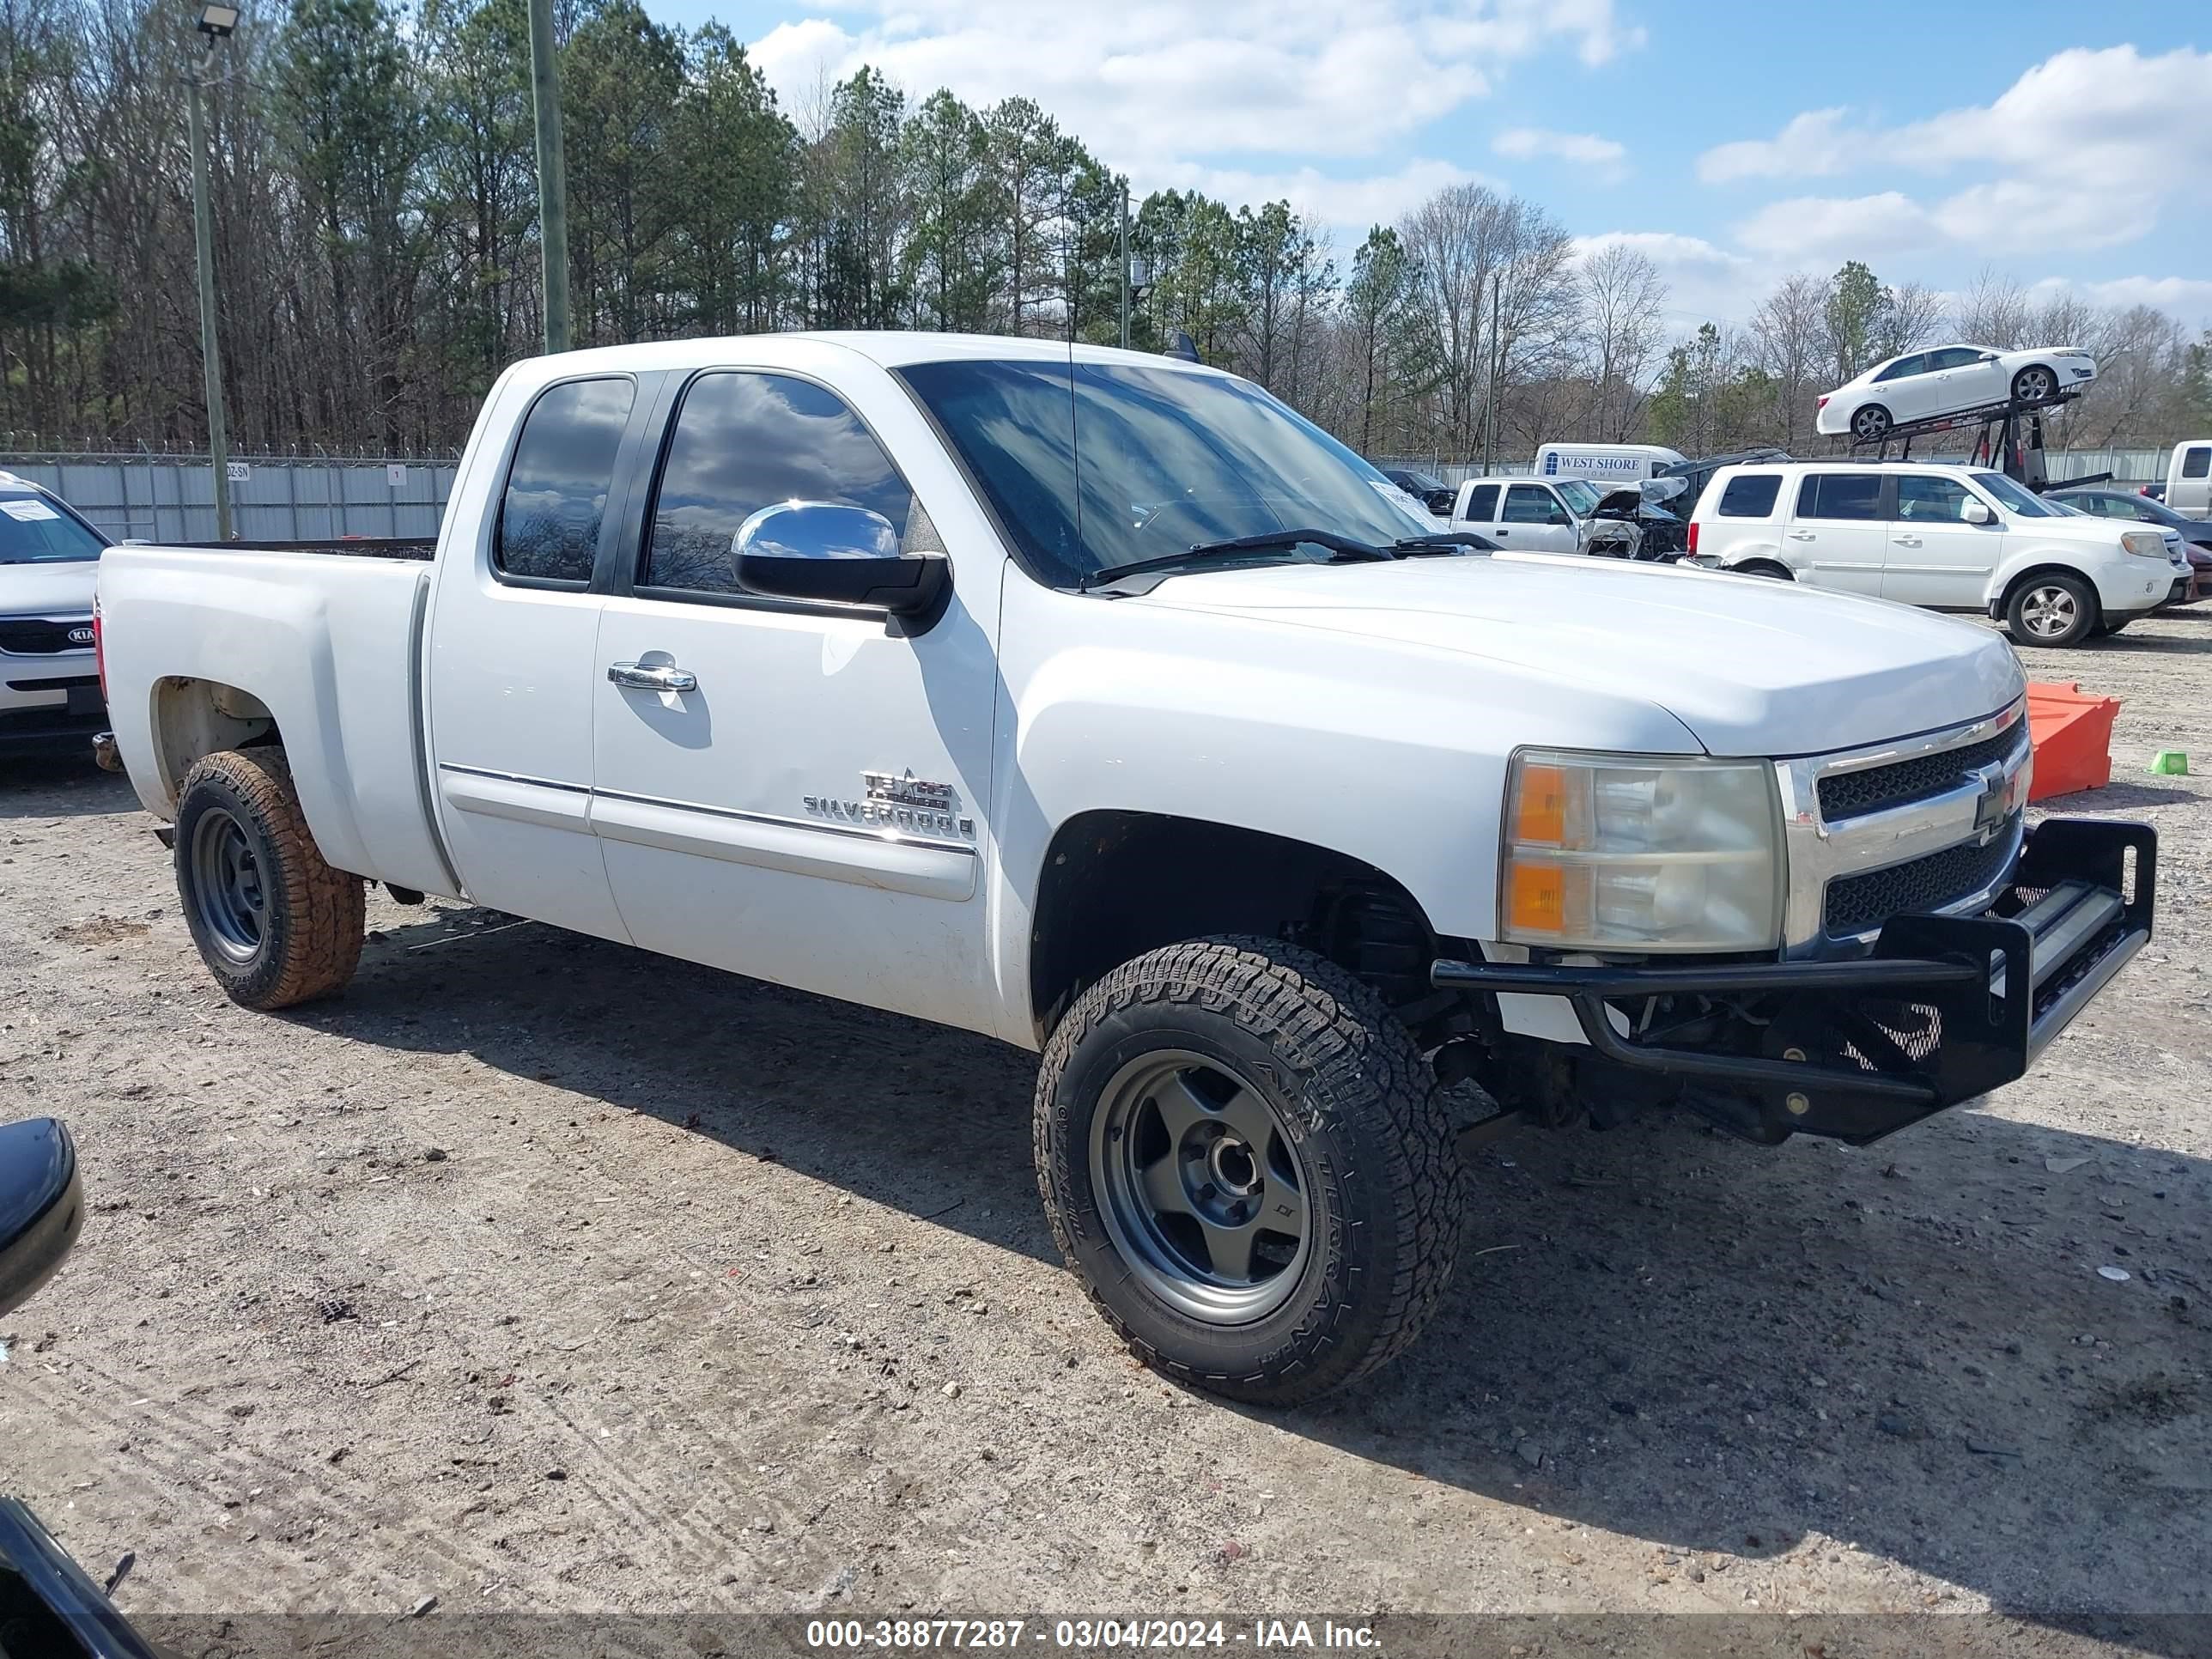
94;333;2155;1403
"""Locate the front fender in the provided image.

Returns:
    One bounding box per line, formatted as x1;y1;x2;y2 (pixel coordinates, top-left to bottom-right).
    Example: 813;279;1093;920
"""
986;586;1702;1034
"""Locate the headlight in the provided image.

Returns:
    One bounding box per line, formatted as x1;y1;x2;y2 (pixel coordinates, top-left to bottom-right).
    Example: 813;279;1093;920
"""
1501;750;1784;952
2121;531;2167;559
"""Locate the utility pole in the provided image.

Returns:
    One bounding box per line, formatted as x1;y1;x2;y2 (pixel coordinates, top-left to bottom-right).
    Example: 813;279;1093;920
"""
1118;181;1130;350
526;0;571;354
1480;270;1503;477
185;15;234;540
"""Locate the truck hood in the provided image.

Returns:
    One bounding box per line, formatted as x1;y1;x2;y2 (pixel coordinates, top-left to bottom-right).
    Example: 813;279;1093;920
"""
1126;553;2025;757
0;558;99;616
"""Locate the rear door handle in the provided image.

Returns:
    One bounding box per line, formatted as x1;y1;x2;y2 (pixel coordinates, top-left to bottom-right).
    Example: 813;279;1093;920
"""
1894;535;1923;547
608;662;698;693
1787;531;1816;541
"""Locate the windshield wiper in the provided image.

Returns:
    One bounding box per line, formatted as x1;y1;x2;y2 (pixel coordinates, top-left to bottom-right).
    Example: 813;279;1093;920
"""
1079;528;1395;592
1393;532;1495;556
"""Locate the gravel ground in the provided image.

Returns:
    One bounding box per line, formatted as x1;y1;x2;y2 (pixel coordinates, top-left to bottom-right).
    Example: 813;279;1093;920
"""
2;614;2207;1656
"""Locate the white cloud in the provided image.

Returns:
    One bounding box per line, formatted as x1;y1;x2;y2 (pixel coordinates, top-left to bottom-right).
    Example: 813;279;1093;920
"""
1571;230;1767;331
1734;191;1939;261
748;1;1640;175
2027;275;2212;325
1492;127;1627;175
1698;109;1853;184
1152;158;1496;246
1697;47;2212;262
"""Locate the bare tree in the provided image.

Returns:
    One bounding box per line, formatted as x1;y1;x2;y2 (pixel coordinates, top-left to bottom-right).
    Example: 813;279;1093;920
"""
1575;242;1666;441
1749;272;1826;447
1953;265;2030;348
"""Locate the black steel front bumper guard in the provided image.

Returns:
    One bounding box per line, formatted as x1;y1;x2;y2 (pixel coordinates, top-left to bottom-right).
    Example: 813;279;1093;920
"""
1431;818;2154;1145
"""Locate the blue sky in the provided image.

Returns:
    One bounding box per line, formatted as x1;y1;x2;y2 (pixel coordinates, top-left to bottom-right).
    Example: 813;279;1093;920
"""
639;0;2212;331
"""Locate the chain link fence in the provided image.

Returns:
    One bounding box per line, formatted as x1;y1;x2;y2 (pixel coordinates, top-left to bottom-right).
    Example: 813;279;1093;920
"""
0;450;459;544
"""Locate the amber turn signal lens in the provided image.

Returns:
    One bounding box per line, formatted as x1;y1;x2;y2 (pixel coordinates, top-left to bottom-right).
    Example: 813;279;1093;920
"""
1514;763;1568;846
1506;861;1565;934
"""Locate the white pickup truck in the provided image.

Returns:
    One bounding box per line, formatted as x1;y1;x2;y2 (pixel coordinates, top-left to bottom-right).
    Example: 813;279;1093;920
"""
94;333;2155;1403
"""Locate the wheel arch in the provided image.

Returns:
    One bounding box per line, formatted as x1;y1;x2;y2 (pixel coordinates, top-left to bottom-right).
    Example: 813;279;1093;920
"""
147;675;378;879
149;677;281;809
1992;559;2101;617
1025;809;1453;1047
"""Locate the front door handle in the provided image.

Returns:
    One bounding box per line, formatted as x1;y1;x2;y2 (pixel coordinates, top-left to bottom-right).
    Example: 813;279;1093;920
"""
608;662;698;693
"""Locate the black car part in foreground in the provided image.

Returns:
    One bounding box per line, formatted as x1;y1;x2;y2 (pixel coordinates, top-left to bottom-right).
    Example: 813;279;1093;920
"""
1433;817;2153;1146
0;1117;167;1659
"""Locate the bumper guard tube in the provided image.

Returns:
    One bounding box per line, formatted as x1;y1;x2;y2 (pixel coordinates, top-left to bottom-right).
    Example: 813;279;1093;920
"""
1431;818;2154;1145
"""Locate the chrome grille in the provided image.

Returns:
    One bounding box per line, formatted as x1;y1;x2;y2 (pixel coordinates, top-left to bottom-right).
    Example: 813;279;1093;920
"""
1823;833;2020;937
1816;723;2028;822
1777;699;2031;955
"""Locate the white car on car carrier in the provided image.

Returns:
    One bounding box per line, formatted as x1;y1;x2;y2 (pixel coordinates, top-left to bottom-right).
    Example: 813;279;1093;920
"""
1818;343;2096;442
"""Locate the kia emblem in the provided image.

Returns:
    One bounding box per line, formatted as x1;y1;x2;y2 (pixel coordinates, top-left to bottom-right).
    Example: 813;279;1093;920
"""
68;625;94;645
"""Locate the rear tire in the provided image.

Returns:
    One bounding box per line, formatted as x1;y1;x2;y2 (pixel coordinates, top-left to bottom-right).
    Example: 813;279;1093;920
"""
1850;404;1892;442
1735;559;1794;581
2005;572;2100;648
174;749;365;1009
1034;937;1464;1406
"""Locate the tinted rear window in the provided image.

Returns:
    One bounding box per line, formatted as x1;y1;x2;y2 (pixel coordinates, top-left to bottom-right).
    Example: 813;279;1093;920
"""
1797;473;1883;521
1717;474;1781;517
495;377;636;584
1461;483;1499;520
2184;447;2210;480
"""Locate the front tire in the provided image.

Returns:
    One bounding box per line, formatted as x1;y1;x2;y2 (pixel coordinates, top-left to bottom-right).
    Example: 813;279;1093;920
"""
174;749;365;1009
2006;572;2100;647
2012;365;2056;404
1035;937;1464;1406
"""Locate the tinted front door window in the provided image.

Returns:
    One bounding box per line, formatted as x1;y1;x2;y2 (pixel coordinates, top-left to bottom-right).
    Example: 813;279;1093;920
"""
643;372;916;596
1502;485;1557;524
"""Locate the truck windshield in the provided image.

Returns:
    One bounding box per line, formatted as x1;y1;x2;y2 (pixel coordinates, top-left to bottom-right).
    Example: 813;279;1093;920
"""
0;493;107;563
897;357;1434;586
1971;472;2061;519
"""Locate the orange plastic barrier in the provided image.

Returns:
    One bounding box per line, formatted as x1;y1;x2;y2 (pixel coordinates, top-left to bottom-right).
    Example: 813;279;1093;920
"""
2025;681;2120;800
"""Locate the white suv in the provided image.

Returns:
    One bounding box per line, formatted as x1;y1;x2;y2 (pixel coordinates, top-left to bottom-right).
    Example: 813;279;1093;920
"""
1;471;112;754
1685;460;2188;647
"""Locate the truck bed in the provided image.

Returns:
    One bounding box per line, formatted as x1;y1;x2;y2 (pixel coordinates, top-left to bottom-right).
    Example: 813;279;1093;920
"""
160;538;438;560
95;542;457;898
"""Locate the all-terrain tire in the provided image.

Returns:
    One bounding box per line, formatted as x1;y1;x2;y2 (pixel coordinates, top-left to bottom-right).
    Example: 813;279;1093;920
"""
174;748;365;1009
1034;936;1465;1406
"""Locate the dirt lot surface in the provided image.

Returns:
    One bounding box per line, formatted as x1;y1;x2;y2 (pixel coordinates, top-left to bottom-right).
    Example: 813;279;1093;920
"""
3;616;2208;1656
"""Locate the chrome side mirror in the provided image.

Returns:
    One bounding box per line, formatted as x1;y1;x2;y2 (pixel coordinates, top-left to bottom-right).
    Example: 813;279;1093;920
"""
732;501;950;617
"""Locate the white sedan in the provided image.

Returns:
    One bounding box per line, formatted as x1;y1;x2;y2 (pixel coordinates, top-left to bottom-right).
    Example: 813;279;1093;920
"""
1816;343;2097;441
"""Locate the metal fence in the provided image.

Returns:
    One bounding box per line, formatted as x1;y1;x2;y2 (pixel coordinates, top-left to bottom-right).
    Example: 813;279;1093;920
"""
1373;447;2175;488
0;451;459;544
